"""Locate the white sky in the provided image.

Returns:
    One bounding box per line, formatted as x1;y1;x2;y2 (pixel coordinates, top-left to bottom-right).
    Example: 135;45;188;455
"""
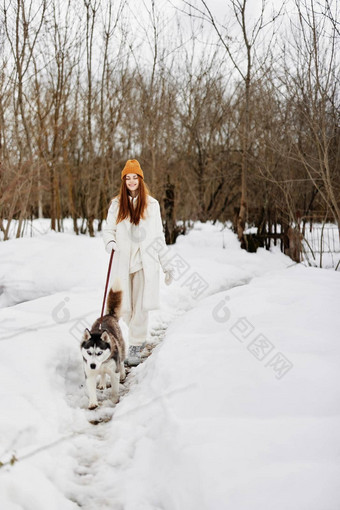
1;0;325;84
114;0;297;81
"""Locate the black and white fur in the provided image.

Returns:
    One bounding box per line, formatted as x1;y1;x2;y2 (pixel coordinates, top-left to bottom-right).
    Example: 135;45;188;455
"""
81;284;126;410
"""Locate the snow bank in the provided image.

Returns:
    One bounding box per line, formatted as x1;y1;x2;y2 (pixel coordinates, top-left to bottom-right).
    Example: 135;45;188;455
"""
0;231;109;308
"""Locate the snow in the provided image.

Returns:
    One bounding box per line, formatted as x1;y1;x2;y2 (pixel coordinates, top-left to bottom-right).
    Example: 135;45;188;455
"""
0;221;340;510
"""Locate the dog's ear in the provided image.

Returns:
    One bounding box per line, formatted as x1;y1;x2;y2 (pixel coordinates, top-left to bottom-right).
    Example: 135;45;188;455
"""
82;328;92;342
100;330;110;344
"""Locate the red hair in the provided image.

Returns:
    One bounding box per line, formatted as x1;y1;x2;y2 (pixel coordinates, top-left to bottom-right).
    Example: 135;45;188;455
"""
116;176;150;225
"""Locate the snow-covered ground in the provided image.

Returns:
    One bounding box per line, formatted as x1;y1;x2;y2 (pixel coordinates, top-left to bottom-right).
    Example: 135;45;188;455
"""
0;221;339;510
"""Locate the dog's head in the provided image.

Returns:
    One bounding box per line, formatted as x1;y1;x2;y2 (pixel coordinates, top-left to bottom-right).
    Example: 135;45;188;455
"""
81;329;112;371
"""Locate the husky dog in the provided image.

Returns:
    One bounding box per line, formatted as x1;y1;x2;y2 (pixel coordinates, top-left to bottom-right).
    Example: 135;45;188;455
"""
81;286;126;410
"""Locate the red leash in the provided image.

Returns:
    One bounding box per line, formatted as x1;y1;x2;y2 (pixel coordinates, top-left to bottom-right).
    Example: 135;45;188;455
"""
99;249;114;330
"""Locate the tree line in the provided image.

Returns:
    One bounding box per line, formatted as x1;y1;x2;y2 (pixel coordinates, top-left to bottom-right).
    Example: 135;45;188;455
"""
0;0;339;258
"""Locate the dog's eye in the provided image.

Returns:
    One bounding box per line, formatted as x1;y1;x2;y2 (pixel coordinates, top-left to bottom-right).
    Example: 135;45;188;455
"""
97;351;103;356
87;351;93;355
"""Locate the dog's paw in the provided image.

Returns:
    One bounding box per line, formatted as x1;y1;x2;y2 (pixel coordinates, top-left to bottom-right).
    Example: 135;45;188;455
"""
88;403;98;410
112;395;120;405
98;382;111;390
120;366;126;382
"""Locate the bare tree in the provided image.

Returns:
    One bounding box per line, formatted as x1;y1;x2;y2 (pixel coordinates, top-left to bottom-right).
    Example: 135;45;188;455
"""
280;0;340;230
2;0;46;237
178;0;284;246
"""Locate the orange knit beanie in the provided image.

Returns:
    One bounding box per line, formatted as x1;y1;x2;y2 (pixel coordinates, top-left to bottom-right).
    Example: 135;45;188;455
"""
121;159;144;180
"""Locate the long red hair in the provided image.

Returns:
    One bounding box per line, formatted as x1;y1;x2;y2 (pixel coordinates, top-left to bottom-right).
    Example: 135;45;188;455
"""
115;176;150;225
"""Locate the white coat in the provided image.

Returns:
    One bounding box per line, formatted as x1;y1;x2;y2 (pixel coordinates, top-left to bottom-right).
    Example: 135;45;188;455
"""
102;196;170;313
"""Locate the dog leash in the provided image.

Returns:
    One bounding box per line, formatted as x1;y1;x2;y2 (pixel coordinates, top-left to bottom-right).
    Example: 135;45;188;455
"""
99;249;115;331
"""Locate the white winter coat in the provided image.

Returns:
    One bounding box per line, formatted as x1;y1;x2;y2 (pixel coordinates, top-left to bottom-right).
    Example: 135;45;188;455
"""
102;196;169;313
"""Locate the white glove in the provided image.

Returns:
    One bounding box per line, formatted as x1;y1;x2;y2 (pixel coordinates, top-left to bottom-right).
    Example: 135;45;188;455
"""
106;240;117;254
164;269;174;286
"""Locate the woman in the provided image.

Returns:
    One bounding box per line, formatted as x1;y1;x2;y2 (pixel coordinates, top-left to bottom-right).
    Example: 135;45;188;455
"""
102;159;173;366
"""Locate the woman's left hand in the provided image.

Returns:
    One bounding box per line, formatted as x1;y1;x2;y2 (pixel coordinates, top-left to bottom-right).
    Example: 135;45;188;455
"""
164;269;174;286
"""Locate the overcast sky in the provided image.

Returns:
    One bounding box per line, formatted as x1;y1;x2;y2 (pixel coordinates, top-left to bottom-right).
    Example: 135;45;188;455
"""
120;0;297;75
1;0;302;80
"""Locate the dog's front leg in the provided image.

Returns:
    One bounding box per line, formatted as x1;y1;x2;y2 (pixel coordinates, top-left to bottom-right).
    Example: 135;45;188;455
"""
86;375;98;410
120;362;126;382
98;372;107;390
110;370;120;404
